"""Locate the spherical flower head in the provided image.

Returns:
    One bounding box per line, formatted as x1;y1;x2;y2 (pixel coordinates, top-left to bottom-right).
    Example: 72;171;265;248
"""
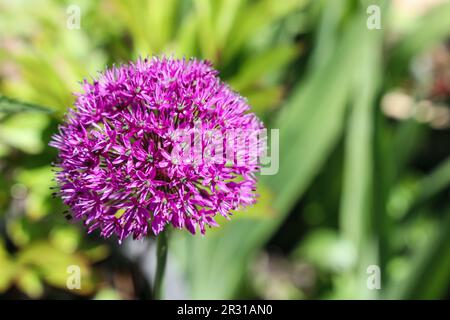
50;57;265;242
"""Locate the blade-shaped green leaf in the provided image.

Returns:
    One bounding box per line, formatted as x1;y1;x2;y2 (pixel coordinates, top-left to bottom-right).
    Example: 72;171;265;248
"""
176;7;373;299
388;213;450;299
338;10;383;299
0;95;53;115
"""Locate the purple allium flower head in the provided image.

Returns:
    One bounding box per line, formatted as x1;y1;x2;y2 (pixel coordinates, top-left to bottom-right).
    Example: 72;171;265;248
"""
50;57;265;242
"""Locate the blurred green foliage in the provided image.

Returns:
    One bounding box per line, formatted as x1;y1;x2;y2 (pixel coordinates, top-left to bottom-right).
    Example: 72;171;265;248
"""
0;0;449;299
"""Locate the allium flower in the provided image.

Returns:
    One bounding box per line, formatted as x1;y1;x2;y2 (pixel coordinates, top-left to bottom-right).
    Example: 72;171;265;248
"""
50;57;265;242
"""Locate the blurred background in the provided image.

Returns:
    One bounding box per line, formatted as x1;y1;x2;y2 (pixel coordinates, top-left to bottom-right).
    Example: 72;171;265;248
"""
0;0;449;300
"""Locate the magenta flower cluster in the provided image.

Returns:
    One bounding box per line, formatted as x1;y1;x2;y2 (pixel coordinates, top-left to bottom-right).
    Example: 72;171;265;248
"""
50;57;264;242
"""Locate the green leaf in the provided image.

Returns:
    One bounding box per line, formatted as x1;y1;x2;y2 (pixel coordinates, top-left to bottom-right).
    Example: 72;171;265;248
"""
94;288;122;300
224;0;307;62
0;241;16;293
16;268;44;298
215;0;243;46
0;95;53;115
295;229;356;273
16;166;54;219
244;86;284;115
402;156;450;220
388;213;450;299
338;14;383;299
267;11;365;215
174;13;198;58
194;0;218;61
50;225;82;254
229;45;299;91
176;8;374;299
412;157;450;210
0;113;50;154
16;242;95;295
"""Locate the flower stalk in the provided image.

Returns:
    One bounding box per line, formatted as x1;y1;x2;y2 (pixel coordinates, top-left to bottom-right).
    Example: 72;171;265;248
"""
153;230;168;299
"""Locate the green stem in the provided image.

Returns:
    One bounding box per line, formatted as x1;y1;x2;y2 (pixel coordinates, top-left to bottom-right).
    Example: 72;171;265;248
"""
153;231;168;300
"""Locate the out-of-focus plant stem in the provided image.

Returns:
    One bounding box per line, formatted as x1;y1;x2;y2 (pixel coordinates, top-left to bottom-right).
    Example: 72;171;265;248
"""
153;231;168;300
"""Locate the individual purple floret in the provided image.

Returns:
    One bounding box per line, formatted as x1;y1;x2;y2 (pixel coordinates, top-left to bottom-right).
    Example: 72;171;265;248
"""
50;57;265;242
